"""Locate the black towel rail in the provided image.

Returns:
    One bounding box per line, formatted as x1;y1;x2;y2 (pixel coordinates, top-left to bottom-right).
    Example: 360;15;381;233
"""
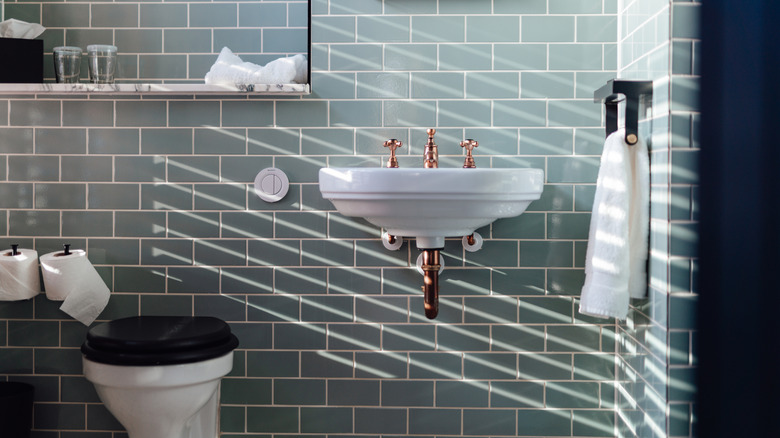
593;79;653;145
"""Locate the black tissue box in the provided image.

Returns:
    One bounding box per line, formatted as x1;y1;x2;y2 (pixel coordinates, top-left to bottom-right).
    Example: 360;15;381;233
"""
0;38;43;83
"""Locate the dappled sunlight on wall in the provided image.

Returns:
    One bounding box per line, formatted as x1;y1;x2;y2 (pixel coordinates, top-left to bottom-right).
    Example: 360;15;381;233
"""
0;0;645;436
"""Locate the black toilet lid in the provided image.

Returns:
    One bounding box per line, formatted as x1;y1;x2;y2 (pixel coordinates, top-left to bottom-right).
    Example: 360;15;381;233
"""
81;316;239;366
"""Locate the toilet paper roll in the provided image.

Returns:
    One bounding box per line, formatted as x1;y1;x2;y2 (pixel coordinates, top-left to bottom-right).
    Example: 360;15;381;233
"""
0;248;40;301
40;249;110;326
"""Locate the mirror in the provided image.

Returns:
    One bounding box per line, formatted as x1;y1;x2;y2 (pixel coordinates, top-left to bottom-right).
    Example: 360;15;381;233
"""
0;0;310;93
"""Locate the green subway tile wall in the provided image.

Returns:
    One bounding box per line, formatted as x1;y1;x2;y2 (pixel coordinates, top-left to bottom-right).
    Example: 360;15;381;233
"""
617;1;699;437
0;0;697;437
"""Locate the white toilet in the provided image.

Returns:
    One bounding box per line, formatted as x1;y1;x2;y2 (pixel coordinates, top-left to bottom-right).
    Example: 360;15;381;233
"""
81;316;239;438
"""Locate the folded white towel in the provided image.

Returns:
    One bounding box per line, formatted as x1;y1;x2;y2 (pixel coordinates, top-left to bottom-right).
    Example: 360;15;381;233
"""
205;47;307;85
579;129;649;320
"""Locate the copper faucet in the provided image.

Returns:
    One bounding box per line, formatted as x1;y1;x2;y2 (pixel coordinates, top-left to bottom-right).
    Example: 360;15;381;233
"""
381;129;445;319
419;129;444;318
423;129;438;168
460;139;478;168
420;249;440;319
384;139;402;168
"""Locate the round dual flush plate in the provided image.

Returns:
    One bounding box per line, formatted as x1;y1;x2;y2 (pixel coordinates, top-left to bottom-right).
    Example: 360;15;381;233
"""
254;168;289;203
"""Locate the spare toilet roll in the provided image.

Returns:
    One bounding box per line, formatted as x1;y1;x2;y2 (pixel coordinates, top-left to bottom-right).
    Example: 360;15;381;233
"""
0;248;40;301
40;249;110;326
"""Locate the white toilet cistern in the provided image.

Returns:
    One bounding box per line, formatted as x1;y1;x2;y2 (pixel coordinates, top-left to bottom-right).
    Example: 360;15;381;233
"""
318;128;544;319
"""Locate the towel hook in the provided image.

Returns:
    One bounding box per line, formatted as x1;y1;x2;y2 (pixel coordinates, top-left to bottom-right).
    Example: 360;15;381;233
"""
593;79;653;145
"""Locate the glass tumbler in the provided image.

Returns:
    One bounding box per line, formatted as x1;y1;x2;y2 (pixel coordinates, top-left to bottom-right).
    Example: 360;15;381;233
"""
87;45;118;84
53;46;82;83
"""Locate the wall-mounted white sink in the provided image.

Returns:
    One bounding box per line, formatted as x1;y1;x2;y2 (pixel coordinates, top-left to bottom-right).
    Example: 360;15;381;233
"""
319;167;545;249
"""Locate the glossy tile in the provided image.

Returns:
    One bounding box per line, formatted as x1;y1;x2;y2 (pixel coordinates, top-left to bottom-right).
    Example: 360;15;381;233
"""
439;44;492;71
240;2;288;27
358;15;409;43
264;28;309;53
42;4;89;28
408;408;461;435
62;211;113;236
10;101;61;127
34;183;86;209
0;183;33;209
463;409;516;436
35;128;86;155
62;101;112;127
140;4;187;28
468;16;519;42
523;16;575;42
164;29;212;54
491;381;544;408
355;407;406;434
385;43;437;70
411;16;464;43
466;72;519;99
331;44;383;71
91;4;138;27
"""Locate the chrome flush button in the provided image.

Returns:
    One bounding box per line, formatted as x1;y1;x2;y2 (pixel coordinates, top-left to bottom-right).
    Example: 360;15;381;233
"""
254;168;289;202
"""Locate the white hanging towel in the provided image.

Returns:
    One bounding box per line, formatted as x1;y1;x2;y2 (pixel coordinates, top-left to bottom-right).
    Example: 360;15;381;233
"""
579;129;649;320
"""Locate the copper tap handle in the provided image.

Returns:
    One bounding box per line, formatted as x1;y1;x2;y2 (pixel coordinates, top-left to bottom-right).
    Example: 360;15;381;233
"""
383;139;403;168
460;139;478;168
460;139;478;153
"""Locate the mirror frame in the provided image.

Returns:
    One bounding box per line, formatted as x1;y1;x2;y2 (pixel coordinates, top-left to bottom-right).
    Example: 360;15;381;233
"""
0;0;311;95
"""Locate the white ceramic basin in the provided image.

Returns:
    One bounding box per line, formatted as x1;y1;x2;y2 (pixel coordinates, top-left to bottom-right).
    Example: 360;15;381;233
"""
319;167;544;249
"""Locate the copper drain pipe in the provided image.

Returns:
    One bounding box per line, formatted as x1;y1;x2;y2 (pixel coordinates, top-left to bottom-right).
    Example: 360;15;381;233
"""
420;249;441;319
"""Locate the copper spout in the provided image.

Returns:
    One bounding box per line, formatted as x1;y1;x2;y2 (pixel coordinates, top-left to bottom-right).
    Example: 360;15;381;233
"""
423;128;438;168
460;139;478;168
420;249;440;319
384;139;402;168
465;234;476;246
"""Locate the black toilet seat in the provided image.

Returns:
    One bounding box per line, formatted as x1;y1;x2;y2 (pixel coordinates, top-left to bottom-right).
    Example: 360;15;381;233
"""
81;316;239;366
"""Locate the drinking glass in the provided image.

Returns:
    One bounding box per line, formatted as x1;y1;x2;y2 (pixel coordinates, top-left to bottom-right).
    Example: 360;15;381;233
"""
87;45;117;84
53;46;82;83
